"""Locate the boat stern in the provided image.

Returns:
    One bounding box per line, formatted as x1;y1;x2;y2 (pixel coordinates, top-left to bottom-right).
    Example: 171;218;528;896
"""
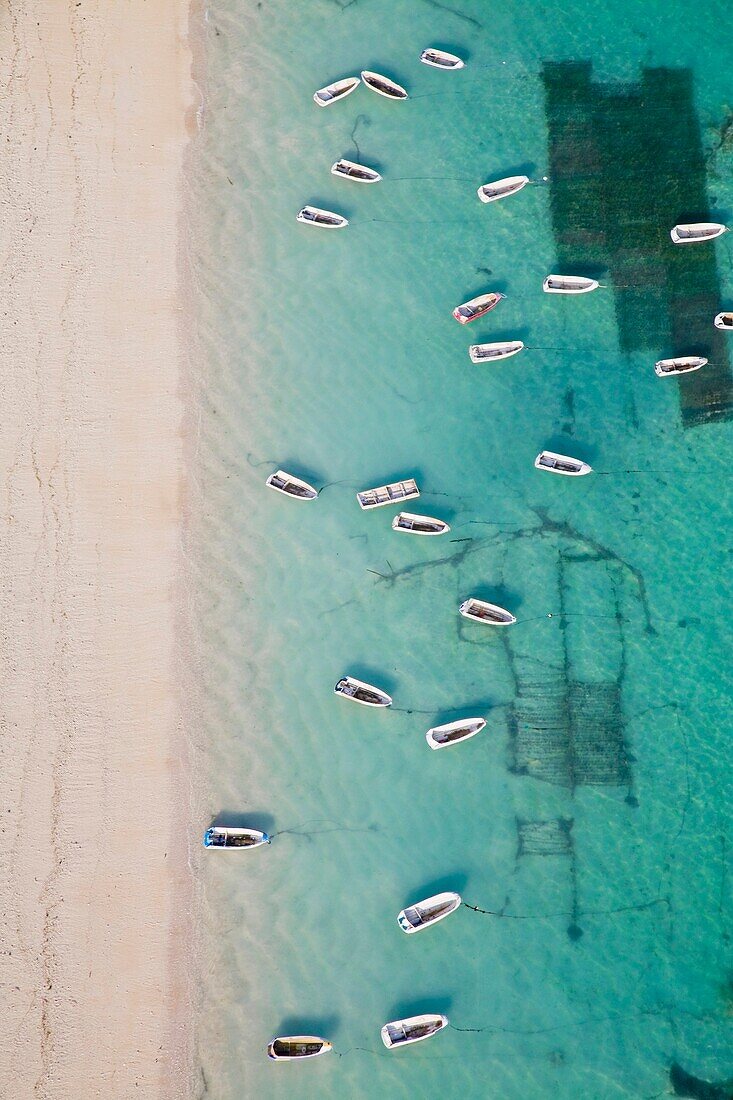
380;1024;397;1048
397;910;417;933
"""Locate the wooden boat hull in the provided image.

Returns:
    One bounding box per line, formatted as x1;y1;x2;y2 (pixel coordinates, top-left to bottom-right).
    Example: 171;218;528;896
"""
360;70;408;100
357;478;419;510
420;48;464;69
671;222;728;244
426;717;486;750
397;892;462;933
477;175;529;203
459;598;516;626
267;1036;332;1060
334;677;392;707
381;1014;449;1049
313;77;360;107
296;206;348;228
452;293;504;324
330;159;381;183
392;511;449;535
543;275;599;294
714;312;733;330
534;451;592;476
469;341;524;362
203;827;270;850
266;470;318;499
654;356;707;377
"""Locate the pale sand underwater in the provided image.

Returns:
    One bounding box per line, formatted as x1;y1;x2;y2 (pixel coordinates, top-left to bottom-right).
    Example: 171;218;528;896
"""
192;1;733;1098
0;2;198;1097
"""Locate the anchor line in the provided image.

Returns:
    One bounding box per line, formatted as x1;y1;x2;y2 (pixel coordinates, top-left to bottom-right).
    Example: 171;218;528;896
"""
387;175;476;182
463;897;668;919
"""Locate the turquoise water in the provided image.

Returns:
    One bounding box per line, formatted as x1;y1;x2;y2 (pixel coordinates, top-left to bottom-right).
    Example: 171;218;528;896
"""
190;2;733;1096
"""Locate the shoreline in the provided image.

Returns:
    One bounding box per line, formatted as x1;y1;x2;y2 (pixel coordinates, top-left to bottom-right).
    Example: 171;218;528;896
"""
0;3;199;1096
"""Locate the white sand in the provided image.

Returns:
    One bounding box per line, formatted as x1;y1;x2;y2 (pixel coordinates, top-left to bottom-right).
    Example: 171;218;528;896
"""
0;3;197;1096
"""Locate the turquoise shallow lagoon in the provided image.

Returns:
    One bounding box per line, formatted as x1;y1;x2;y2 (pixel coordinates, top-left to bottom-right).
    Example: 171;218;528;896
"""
190;2;733;1096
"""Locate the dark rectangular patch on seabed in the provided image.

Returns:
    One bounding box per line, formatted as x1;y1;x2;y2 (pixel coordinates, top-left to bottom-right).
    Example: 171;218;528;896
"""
510;676;571;786
567;681;629;787
542;61;733;427
517;817;573;857
509;679;629;788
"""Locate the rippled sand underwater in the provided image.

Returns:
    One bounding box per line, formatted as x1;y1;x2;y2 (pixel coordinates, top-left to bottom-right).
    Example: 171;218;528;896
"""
190;1;733;1096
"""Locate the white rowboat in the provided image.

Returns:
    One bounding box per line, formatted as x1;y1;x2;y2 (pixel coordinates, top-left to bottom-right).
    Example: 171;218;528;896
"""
296;205;348;229
714;312;733;330
360;70;408;100
426;717;486;750
543;274;599;294
654;356;707;377
331;159;382;183
203;827;270;850
381;1014;448;1049
397;892;462;933
534;451;592;476
392;512;450;535
334;676;392;707
469;340;524;363
357;478;419;510
266;470;318;500
477;175;529;203
420;48;464;69
313;77;360;107
453;292;505;324
670;222;728;244
459;598;516;626
267;1037;332;1061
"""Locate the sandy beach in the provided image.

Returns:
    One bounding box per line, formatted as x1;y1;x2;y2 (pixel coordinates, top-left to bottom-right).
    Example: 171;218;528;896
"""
0;3;197;1097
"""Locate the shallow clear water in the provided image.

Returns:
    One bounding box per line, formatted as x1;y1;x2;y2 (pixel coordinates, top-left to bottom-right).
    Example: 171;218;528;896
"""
190;2;733;1096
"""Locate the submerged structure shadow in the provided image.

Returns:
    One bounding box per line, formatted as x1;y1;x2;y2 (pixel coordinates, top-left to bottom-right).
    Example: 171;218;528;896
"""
517;817;574;857
507;551;632;792
543;61;732;428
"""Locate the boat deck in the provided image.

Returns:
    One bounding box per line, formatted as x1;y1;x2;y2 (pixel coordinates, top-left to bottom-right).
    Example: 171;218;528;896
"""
358;478;419;509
